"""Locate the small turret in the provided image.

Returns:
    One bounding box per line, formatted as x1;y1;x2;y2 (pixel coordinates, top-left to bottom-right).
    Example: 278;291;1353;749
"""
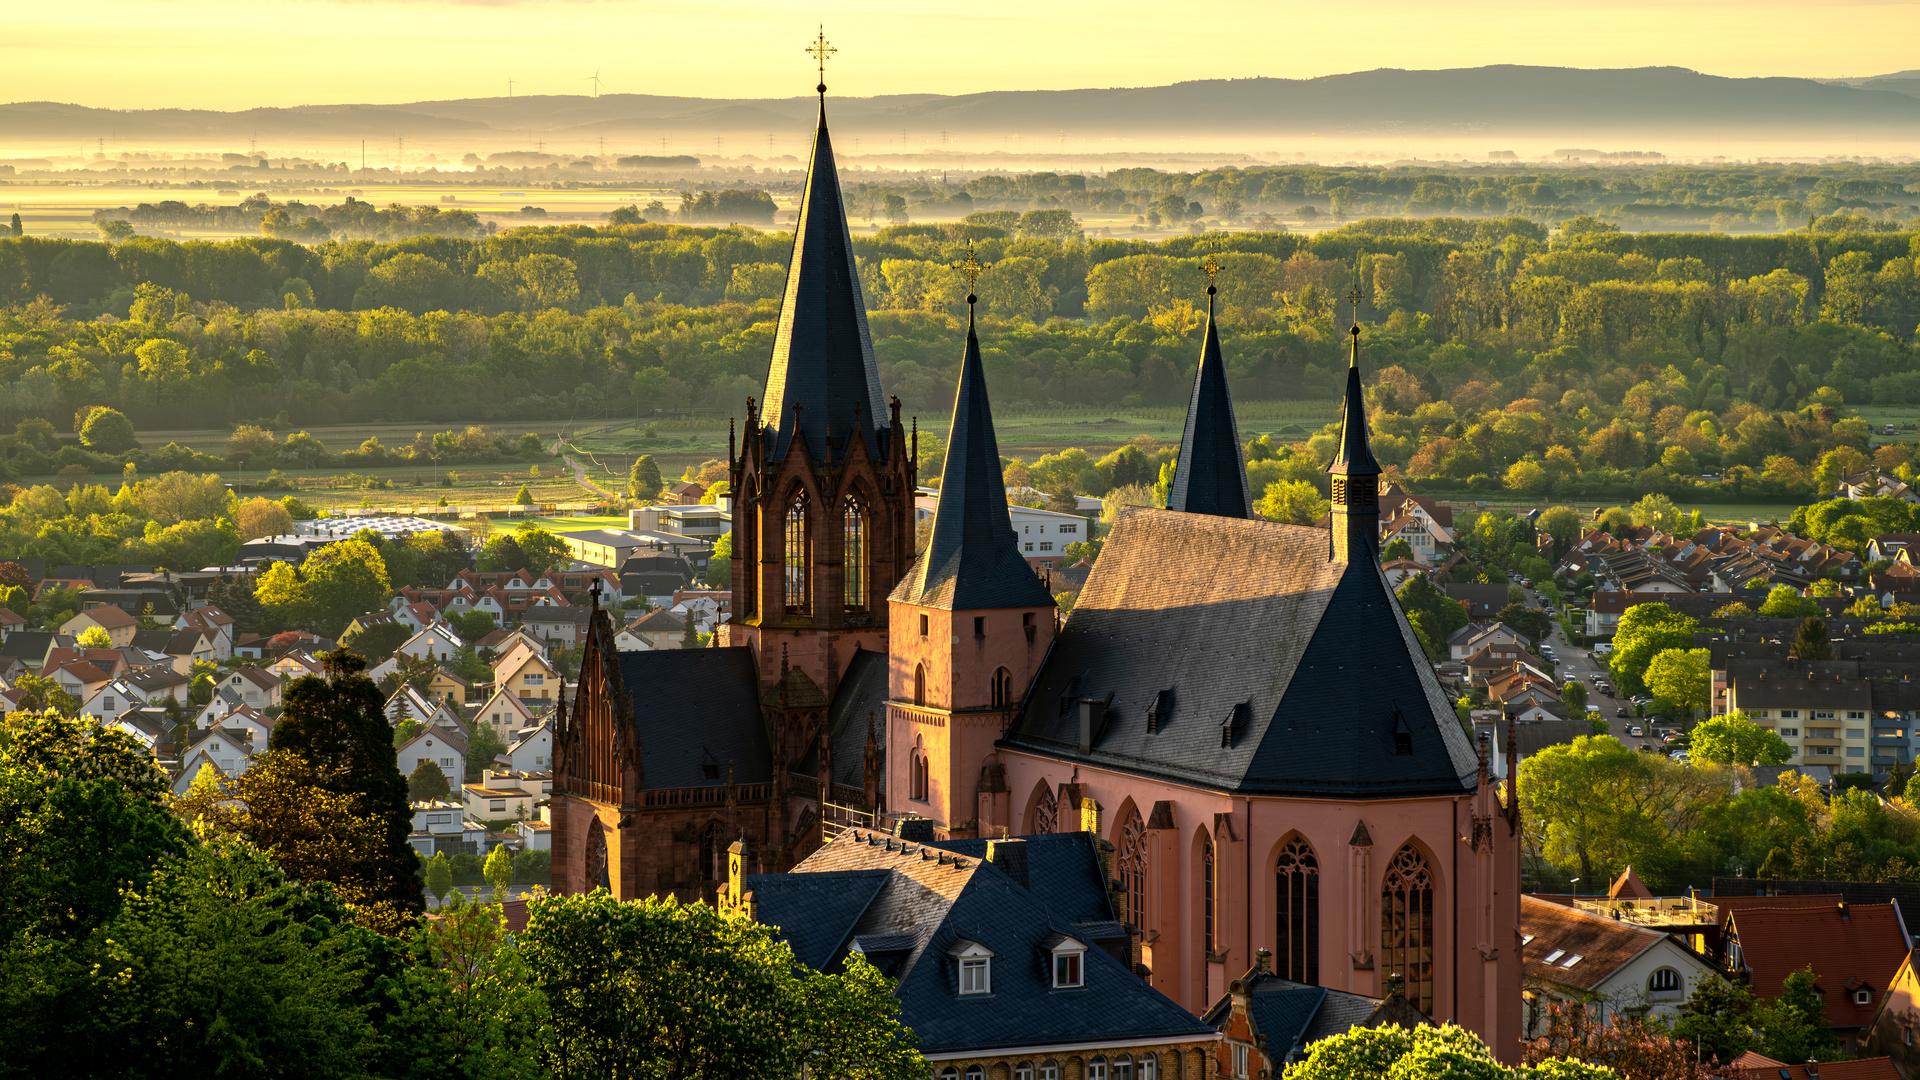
1327;293;1382;564
1167;257;1253;518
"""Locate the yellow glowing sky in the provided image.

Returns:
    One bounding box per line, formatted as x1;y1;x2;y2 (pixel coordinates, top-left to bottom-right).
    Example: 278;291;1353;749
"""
4;0;1914;111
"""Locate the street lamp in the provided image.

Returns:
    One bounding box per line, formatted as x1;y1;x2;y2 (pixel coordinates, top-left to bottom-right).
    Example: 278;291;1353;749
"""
1569;876;1580;899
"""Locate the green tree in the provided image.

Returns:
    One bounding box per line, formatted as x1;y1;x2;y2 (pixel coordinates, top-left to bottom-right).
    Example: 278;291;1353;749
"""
1629;492;1685;533
1383;538;1415;561
1537;505;1583;559
1496;602;1553;648
1397;573;1470;640
484;844;514;898
344;620;414;664
75;625;114;650
1608;604;1699;697
1668;974;1763;1065
1759;585;1820;620
447;609;499;643
1690;713;1793;766
1563;680;1588;717
467;721;508;783
629;454;664;501
702;531;733;588
1257;479;1330;525
1710;601;1756;618
1790;616;1834;660
13;674;80;716
77;406;138;454
389;891;545;1078
1759;967;1842;1064
521;892;923;1080
265;650;423;930
1643;648;1711;720
409;757;453;803
425;850;453;904
514;484;534;506
512;525;570;574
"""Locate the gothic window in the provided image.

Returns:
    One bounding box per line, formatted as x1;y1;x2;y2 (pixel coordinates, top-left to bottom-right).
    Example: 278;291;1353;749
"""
586;822;609;893
1032;786;1057;834
991;667;1012;708
1381;843;1435;1014
914;664;926;707
1119;807;1149;930
699;821;726;882
738;499;757;617
1203;833;1216;954
1275;836;1320;984
784;492;809;613
843;495;867;611
911;738;929;802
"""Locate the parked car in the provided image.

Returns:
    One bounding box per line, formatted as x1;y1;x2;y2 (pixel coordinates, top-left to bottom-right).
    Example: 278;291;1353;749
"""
1627;725;1643;737
1617;707;1630;717
1522;579;1534;589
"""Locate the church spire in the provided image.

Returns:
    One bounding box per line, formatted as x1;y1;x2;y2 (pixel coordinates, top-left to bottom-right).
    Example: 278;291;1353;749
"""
892;244;1054;611
1327;284;1382;564
760;27;886;465
1166;255;1253;518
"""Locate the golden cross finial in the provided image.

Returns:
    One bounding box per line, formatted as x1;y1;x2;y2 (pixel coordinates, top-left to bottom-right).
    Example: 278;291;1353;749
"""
1346;280;1363;367
953;239;990;309
1201;254;1223;318
807;26;836;97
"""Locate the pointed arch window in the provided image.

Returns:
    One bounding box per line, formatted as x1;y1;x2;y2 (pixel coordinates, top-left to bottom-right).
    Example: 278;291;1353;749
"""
910;738;929;802
1381;843;1435;1014
1032;786;1057;834
699;821;726;882
1275;836;1320;984
1202;833;1216;955
1119;807;1150;930
914;664;926;707
991;667;1013;708
843;494;867;611
784;492;809;613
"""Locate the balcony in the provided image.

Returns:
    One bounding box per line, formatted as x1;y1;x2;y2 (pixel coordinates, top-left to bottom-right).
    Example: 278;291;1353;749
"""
1572;896;1718;927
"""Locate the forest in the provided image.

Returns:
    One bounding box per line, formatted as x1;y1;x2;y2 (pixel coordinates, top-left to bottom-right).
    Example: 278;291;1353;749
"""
0;213;1915;499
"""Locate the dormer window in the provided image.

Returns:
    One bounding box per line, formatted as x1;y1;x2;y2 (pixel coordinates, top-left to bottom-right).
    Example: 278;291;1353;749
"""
1857;989;1874;1005
1045;934;1086;988
948;939;993;995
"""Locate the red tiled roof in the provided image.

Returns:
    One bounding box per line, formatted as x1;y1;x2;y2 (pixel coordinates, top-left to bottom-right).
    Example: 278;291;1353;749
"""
80;606;137;629
1729;902;1907;1029
1520;895;1669;991
1733;1053;1900;1080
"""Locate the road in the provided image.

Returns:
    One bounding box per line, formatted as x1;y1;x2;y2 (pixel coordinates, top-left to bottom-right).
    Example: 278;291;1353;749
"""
1529;588;1670;756
550;438;615;499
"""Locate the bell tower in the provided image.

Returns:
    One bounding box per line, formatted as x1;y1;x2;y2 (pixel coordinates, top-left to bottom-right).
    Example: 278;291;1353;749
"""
727;36;917;862
1327;287;1381;564
886;254;1057;839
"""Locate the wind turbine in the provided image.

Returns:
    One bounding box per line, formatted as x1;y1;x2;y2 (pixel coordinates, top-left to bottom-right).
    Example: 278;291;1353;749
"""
506;74;515;98
586;69;602;98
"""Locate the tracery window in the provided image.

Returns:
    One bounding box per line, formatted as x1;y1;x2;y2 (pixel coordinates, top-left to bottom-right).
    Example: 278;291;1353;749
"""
843;495;867;610
1381;842;1435;1013
1032;786;1057;834
1119;807;1150;930
1275;836;1320;984
784;492;809;613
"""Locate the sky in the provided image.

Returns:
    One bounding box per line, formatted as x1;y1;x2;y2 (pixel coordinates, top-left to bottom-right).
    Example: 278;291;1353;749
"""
4;0;1916;111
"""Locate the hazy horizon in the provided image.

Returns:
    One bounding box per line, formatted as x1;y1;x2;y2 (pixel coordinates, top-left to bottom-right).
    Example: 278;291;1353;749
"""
6;0;1917;112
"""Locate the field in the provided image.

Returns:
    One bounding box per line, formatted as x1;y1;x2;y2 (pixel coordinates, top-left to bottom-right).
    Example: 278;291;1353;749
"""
0;178;1338;244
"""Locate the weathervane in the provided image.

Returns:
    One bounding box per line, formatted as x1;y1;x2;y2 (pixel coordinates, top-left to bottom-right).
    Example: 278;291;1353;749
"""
953;239;990;312
1201;254;1223;318
807;25;837;99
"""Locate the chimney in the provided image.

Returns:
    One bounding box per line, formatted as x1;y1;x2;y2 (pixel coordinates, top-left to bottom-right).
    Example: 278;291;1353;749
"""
1839;901;1850;919
987;838;1029;889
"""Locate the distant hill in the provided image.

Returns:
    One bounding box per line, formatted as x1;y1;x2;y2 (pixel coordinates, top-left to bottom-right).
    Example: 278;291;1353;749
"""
6;66;1920;148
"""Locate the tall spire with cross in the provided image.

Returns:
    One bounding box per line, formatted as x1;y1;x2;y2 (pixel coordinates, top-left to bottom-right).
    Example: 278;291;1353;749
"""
1327;278;1382;563
1166;254;1254;518
759;25;886;465
893;240;1053;610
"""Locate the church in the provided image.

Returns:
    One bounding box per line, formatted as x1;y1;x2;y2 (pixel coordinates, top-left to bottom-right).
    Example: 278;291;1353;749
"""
550;68;1522;1062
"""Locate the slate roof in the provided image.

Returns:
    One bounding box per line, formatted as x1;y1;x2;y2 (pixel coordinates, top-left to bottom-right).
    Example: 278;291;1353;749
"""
1166;302;1252;518
759;100;889;465
892;314;1055;611
743;868;891;970
927;831;1118;926
1326;336;1380;478
616;646;770;787
0;631;58;663
820;648;890;790
1197;971;1394;1064
1001;507;1479;798
755;829;1216;1056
